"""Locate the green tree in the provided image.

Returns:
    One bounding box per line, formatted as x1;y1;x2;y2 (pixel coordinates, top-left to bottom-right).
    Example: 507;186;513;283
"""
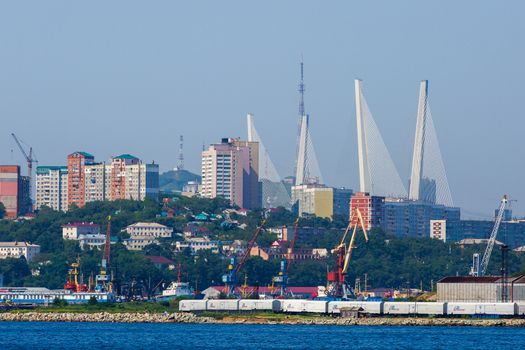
0;202;5;219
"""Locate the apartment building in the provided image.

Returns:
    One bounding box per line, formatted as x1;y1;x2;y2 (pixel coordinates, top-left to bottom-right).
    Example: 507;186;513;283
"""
0;242;40;262
35;166;68;211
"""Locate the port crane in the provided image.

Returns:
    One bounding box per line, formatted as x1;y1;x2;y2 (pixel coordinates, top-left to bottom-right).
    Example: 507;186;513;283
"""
326;208;368;299
11;133;38;201
96;216;113;292
470;195;508;277
271;219;299;297
223;219;266;296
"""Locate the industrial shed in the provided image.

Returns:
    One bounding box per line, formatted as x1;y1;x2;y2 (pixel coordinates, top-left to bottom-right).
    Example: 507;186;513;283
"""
437;275;525;302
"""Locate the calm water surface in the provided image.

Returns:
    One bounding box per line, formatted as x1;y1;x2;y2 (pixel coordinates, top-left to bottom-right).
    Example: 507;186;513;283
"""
0;322;523;349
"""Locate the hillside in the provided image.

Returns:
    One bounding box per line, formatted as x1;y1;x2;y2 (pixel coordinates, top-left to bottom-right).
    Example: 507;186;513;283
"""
159;169;201;193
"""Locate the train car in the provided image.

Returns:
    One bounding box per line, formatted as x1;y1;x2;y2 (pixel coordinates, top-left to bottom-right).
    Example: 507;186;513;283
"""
414;302;446;315
238;299;279;311
446;302;478;315
206;299;239;311
475;303;516;315
179;299;207;312
327;301;383;315
383;302;417;315
281;299;328;313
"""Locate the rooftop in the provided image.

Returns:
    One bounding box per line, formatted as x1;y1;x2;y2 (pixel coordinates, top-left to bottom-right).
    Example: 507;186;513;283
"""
63;222;100;228
69;151;94;158
146;256;175;265
0;242;40;248
113;154;138;160
127;222;169;228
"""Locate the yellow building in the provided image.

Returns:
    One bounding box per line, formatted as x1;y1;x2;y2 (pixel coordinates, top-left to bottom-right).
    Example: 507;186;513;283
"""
291;184;333;219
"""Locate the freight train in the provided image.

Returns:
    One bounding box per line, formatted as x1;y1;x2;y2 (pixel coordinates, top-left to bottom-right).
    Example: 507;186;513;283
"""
179;299;525;317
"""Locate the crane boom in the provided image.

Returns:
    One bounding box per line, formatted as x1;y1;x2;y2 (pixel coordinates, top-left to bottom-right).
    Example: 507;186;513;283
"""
479;195;508;276
234;220;266;275
11;133;37;202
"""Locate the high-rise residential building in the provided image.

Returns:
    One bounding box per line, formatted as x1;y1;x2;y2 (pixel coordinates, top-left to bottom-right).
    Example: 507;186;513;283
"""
84;162;108;203
350;192;385;230
291;184;333;219
35;166;68;211
332;187;353;220
201;138;260;209
67;152;95;209
382;199;460;239
0;165;31;219
107;154;159;201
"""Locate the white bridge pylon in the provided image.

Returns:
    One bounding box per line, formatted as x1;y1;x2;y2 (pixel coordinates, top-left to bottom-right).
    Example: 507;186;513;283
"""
354;79;407;198
247;114;291;209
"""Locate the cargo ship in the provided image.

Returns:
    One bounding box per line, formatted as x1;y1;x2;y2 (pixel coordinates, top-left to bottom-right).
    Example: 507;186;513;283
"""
155;265;194;301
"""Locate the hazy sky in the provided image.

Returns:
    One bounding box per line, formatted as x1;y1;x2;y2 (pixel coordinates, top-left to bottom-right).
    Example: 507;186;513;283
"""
1;1;524;219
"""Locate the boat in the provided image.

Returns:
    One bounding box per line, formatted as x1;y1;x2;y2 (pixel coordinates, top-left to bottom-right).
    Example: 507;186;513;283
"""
155;264;194;301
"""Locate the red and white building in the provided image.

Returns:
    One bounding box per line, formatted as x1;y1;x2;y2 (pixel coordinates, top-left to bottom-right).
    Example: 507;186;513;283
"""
350;192;385;230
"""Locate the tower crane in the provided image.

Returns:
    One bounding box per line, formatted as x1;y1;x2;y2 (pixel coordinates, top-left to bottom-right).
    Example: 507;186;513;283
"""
223;219;266;296
326;208;368;299
471;195;508;277
11;133;38;201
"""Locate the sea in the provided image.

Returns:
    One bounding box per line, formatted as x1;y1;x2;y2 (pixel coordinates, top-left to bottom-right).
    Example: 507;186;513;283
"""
0;322;522;349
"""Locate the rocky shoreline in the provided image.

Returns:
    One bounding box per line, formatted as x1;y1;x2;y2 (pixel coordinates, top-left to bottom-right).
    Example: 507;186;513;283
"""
1;312;525;327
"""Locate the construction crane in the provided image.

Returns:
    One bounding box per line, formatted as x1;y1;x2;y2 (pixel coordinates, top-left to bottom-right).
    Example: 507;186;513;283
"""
96;216;113;292
223;219;266;296
326;208;368;299
11;133;38;201
271;219;299;297
471;195;508;276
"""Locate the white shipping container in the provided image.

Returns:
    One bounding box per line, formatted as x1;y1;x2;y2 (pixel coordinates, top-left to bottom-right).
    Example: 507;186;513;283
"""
281;300;327;313
447;302;478;315
179;300;207;312
328;301;383;315
238;299;275;311
383;302;416;315
206;299;239;311
475;303;516;315
414;302;446;315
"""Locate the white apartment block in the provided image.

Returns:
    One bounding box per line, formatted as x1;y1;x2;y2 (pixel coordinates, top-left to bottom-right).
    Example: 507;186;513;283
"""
201;138;259;208
175;237;220;254
0;242;40;262
78;233;109;250
35;166;68;211
62;222;101;240
123;222;173;251
84;163;108;203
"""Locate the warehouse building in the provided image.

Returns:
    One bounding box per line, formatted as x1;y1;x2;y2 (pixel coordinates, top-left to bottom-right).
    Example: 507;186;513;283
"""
437;275;525;302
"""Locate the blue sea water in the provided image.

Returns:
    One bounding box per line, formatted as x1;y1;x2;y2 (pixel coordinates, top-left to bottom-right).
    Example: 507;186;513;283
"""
0;322;523;349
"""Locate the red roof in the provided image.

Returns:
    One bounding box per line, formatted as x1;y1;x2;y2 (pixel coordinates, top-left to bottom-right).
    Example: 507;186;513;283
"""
146;256;175;265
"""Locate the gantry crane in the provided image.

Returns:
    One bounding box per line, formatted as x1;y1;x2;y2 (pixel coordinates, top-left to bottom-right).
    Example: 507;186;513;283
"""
471;195;508;276
11;133;38;201
326;208;368;299
96;216;113;292
223;219;266;296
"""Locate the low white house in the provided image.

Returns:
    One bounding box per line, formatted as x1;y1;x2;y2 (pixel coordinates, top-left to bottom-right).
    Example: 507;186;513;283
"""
0;242;40;262
123;222;173;251
175;237;220;254
62;222;100;240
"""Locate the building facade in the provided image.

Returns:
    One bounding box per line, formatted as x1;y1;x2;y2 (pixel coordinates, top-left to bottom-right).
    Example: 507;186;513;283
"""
382;200;460;239
291;184;333;219
35;166;68;211
332;187;353;220
350;192;385;230
0;242;40;262
201;138;260;209
0;165;30;219
67;152;95;209
62;222;101;240
123;222;173;251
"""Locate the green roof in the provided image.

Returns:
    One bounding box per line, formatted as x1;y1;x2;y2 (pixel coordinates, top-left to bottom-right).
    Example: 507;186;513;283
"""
114;154;138;160
36;166;68;174
69;151;94;158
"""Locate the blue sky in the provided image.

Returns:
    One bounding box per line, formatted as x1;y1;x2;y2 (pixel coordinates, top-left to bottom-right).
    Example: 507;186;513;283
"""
1;1;524;218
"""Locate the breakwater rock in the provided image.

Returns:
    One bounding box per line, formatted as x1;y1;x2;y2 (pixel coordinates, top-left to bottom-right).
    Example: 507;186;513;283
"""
0;312;215;324
2;312;525;327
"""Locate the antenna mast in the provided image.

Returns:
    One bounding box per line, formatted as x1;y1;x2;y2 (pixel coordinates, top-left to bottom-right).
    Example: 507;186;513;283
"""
177;135;184;171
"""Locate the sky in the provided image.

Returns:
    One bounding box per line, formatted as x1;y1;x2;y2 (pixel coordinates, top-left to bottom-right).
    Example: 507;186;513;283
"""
0;1;524;219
